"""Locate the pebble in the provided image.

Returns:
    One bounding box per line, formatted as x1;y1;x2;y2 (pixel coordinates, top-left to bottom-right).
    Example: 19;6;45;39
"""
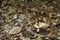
0;16;4;25
34;22;49;28
57;14;60;17
31;7;38;12
2;24;11;30
8;27;22;34
0;0;59;40
57;37;60;40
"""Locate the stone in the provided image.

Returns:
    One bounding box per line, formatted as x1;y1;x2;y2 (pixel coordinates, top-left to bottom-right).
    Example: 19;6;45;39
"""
8;27;22;34
2;24;11;30
0;16;4;25
34;22;49;28
57;37;60;40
